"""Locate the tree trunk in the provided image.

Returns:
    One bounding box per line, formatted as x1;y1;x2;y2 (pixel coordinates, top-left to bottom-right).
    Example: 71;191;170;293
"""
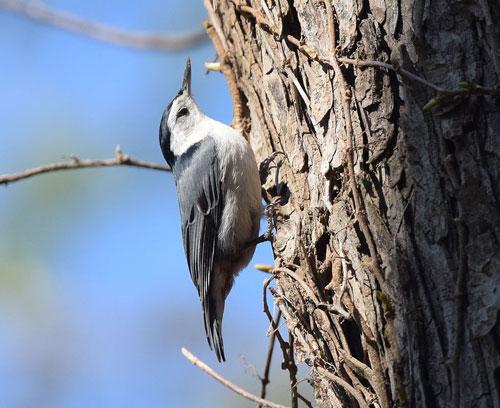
205;0;500;406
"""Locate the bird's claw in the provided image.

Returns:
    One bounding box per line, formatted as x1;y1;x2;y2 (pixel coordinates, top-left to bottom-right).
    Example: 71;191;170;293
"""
259;151;285;184
246;199;281;248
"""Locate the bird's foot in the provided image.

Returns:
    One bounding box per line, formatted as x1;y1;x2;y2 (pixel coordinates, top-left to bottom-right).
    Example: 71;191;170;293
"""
259;151;285;185
246;198;281;248
248;152;286;249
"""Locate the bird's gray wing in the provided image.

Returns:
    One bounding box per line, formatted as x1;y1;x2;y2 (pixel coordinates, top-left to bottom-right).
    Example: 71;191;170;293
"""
175;138;223;352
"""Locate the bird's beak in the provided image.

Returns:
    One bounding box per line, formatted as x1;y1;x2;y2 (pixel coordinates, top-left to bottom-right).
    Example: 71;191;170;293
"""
181;58;191;96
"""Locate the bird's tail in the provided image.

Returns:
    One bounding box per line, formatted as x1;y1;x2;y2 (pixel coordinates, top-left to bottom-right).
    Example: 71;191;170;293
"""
211;318;225;362
202;294;226;362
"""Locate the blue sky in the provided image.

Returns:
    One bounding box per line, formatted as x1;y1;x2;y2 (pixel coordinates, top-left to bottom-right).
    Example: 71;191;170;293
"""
0;1;308;407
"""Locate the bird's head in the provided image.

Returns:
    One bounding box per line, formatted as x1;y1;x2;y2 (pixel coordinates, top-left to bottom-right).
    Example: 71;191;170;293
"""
159;58;203;166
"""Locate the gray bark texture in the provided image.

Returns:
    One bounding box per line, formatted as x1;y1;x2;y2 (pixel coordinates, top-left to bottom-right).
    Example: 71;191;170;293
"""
205;0;500;406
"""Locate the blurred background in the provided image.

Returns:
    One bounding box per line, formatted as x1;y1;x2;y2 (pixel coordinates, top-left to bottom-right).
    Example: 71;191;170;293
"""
0;1;312;406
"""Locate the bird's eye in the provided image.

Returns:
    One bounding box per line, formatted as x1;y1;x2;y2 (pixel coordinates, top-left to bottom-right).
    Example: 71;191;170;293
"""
176;107;189;119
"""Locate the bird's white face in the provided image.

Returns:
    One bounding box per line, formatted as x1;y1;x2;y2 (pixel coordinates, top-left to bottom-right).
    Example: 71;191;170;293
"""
166;93;204;157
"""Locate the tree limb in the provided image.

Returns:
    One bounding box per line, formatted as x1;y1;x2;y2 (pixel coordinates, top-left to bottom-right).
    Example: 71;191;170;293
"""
0;0;207;51
204;0;245;131
258;309;281;405
263;278;299;408
0;146;170;186
181;347;290;408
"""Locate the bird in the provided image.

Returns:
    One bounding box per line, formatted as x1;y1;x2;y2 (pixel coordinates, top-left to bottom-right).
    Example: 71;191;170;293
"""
159;59;262;362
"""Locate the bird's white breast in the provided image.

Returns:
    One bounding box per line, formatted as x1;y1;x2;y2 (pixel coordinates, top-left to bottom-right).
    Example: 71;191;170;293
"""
205;118;262;259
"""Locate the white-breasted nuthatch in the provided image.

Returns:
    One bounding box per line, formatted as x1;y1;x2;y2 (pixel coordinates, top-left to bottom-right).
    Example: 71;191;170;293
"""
159;59;262;361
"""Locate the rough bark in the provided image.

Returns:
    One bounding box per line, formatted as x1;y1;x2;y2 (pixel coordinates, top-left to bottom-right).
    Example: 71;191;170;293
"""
205;0;500;406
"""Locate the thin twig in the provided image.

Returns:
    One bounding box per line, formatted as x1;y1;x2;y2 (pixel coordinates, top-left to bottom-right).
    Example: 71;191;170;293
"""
263;278;289;349
274;296;313;360
204;2;245;131
316;366;369;408
181;348;290;408
319;240;351;319
285;67;311;107
337;57;498;96
338;349;375;381
0;146;170;185
273;267;320;305
258;310;282;405
263;278;300;408
255;264;274;274
336;241;349;314
233;1;275;32
297;393;314;408
0;0;207;51
203;0;228;51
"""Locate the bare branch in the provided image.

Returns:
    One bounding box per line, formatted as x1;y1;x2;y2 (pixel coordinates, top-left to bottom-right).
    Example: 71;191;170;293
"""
181;348;290;408
316;366;369;408
263;277;289;354
297;393;314;408
0;0;207;51
263;277;299;408
0;146;170;186
203;14;245;130
258;310;281;405
273;267;320;305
